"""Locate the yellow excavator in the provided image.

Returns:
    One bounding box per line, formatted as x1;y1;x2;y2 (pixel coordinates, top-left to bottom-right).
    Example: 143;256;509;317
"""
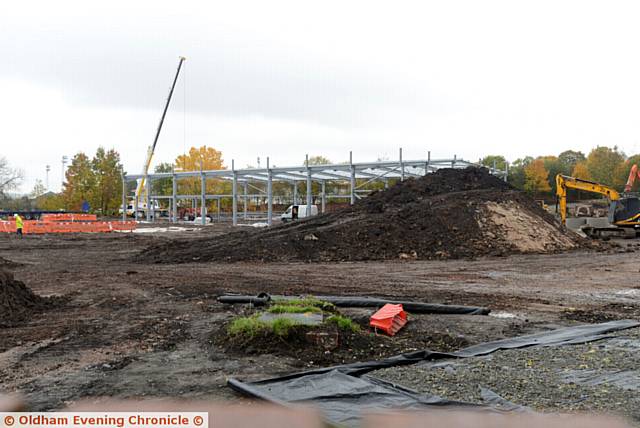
556;174;640;238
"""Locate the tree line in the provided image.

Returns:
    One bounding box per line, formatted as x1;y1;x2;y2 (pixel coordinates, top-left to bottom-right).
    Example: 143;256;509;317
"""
5;144;634;214
481;146;639;196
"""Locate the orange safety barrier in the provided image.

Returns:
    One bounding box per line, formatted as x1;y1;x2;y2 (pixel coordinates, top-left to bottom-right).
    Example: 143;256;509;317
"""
370;303;408;336
0;220;136;234
41;213;98;222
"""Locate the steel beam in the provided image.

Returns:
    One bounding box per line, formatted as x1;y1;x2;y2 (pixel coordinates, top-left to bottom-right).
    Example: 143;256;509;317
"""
243;181;248;220
306;154;312;208
200;171;206;225
232;160;238;226
267;157;273;226
293;182;297;205
134;190;139;222
145;175;151;222
121;173;126;222
350;151;356;205
172;168;177;223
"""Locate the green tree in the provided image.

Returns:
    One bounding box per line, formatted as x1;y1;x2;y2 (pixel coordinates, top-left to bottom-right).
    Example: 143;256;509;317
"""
304;155;332;166
585;146;625;186
481;155;507;171
62;153;95;211
507;156;533;189
152;162;174;197
36;193;65;211
558;150;586;175
92;148;123;214
30;179;47;198
524;159;551;194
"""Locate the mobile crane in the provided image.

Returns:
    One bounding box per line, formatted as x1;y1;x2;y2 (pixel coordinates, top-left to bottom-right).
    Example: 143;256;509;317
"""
556;174;640;238
131;56;186;218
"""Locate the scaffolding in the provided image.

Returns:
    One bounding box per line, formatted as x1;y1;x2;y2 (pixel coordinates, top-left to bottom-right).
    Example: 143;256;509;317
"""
122;149;507;226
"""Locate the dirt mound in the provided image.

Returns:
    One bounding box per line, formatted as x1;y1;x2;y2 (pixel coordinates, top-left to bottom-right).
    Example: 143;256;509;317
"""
141;167;588;263
0;270;50;326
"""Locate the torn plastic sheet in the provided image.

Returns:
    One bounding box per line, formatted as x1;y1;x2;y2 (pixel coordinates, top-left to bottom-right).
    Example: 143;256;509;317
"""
217;293;490;315
228;320;639;427
560;369;640;391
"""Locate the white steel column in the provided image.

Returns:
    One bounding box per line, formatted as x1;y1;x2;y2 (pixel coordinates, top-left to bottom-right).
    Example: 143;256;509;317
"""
400;147;405;181
267;157;273;226
172;167;177;223
121;173;126;222
200;171;206;225
321;180;326;213
349;151;356;205
232;159;238;226
145;175;151;222
306;154;312;208
243;181;248;220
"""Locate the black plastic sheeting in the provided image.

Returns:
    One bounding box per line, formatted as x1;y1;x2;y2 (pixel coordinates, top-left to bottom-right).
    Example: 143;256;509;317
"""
228;320;639;427
217;293;490;315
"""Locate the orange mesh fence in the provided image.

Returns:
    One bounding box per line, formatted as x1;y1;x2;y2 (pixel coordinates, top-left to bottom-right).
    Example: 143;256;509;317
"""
0;220;136;234
41;213;98;222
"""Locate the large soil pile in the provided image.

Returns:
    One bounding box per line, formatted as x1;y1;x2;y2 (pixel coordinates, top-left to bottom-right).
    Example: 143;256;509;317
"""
141;167;586;263
0;270;49;326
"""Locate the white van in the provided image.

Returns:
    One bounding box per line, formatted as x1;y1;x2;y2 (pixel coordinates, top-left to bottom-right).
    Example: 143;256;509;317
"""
281;204;318;222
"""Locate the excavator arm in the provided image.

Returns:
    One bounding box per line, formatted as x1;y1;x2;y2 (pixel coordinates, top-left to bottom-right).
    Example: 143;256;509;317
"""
555;174;620;225
625;164;640;193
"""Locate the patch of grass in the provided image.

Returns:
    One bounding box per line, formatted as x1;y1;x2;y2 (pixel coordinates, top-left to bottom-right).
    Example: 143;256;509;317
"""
272;297;336;312
326;315;360;332
227;316;266;338
271;318;298;336
227;315;301;338
268;304;322;314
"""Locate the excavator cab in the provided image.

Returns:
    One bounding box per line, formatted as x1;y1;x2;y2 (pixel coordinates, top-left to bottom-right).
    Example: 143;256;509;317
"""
610;197;640;226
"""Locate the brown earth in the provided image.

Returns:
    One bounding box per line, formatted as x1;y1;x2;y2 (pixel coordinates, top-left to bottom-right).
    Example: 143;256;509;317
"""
139;168;592;263
0;228;637;411
0;269;57;327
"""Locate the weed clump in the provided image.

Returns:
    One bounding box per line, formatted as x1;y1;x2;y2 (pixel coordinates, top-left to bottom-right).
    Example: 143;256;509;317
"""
326;315;360;332
227;316;265;338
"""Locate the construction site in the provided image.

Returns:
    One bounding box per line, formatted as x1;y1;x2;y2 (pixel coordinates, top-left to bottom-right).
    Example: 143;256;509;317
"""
5;7;640;425
2;163;640;426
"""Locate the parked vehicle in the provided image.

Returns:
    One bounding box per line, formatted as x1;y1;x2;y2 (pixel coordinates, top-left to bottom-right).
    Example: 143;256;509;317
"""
280;204;318;222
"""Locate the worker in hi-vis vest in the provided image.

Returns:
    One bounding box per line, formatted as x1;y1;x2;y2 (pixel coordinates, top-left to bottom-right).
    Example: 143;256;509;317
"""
14;213;23;238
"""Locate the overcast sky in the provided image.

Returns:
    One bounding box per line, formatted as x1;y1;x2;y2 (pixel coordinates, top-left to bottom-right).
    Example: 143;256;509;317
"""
3;0;640;192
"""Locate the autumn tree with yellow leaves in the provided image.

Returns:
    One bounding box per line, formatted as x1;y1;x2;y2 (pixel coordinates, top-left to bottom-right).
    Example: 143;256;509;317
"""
523;159;551;194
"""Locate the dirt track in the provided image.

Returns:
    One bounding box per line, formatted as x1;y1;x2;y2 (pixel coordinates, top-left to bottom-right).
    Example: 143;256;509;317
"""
0;227;639;411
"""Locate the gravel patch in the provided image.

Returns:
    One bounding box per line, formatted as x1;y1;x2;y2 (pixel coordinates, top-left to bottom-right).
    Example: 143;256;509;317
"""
374;327;640;422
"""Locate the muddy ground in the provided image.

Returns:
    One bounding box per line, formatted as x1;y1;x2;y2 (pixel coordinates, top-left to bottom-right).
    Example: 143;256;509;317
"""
0;226;639;417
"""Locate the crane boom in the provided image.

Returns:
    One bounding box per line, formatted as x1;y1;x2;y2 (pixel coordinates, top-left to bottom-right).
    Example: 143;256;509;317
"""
135;56;186;203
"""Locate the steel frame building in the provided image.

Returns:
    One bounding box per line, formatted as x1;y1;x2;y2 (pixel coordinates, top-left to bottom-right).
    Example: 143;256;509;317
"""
121;149;507;226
